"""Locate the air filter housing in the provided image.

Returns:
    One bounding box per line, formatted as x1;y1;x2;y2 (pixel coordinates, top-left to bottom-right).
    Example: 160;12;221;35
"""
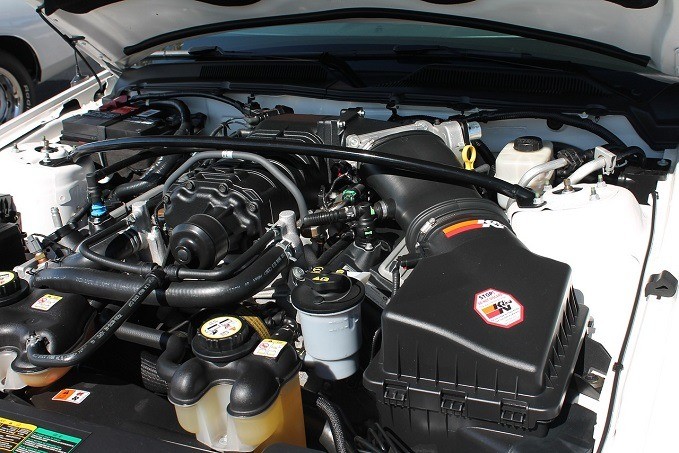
364;223;589;451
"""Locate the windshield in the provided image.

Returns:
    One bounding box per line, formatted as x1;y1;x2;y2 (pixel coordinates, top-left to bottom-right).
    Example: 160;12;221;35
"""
163;21;650;72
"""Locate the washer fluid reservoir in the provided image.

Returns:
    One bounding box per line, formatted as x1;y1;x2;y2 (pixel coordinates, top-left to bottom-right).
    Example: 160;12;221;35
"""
496;136;554;208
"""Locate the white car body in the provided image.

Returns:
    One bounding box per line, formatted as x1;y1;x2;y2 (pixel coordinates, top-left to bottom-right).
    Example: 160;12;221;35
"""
0;1;677;452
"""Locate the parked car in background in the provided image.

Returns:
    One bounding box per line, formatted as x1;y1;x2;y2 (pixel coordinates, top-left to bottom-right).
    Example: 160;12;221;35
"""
0;0;73;123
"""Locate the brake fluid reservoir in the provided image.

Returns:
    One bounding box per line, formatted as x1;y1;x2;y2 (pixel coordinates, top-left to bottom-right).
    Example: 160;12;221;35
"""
170;315;305;452
291;269;364;380
495;137;554;208
0;141;93;235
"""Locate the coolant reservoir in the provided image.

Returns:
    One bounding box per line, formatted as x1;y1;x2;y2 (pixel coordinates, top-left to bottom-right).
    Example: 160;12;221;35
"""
170;315;306;452
0;272;96;390
495;136;554;208
0;141;93;235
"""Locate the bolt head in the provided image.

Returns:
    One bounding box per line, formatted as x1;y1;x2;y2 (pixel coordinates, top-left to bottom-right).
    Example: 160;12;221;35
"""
247;202;258;213
218;183;228;194
292;266;305;281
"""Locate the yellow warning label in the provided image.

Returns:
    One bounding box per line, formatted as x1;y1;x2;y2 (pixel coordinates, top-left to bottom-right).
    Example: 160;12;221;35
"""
0;416;82;452
0;417;36;452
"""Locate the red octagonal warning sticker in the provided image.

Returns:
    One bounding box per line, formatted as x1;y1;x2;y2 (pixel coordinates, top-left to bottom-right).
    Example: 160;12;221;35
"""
474;288;524;328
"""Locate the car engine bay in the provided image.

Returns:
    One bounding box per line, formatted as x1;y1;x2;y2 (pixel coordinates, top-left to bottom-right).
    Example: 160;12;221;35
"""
0;82;668;453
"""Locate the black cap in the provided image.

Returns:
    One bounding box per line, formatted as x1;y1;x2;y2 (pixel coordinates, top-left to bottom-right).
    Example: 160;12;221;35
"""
291;271;364;314
513;136;544;152
192;316;258;362
0;271;28;307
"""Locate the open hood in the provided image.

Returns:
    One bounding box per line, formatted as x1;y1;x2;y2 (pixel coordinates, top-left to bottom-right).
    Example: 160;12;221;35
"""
30;0;679;75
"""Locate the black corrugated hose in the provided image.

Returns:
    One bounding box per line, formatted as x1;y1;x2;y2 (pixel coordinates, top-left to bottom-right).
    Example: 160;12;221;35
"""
316;395;350;453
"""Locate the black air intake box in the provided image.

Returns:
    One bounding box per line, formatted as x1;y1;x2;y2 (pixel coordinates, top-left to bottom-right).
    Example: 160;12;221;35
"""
364;225;588;451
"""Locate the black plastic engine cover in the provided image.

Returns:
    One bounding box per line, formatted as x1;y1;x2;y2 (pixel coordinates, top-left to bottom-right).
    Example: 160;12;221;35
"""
363;224;588;451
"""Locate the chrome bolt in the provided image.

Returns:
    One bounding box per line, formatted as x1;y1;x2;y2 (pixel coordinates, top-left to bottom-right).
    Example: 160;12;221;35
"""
589;187;600;201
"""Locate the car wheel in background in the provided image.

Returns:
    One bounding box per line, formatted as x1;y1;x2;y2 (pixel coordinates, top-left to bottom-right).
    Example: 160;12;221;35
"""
0;50;36;124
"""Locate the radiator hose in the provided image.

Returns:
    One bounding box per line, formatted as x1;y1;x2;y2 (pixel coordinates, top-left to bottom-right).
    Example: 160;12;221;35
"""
27;268;165;368
33;246;289;308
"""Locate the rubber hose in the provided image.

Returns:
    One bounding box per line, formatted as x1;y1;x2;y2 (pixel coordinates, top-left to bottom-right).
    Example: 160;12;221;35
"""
26;269;164;368
111;99;191;201
156;334;186;382
472;139;496;167
68;136;535;202
33;247;289;308
316;395;350;453
316;234;353;267
115;322;170;350
79;218;157;275
303;210;348;227
130;92;247;114
172;227;280;280
462;111;625;148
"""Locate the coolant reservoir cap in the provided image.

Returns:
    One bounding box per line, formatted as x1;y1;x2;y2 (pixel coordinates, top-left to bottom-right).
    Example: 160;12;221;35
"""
291;271;364;314
513;136;543;152
0;271;28;307
192;315;257;362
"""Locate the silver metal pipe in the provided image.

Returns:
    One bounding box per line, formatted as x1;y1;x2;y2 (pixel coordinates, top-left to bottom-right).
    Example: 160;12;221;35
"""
518;158;568;187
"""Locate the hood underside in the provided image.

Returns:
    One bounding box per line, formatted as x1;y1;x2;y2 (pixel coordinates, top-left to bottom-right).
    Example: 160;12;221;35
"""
31;0;679;75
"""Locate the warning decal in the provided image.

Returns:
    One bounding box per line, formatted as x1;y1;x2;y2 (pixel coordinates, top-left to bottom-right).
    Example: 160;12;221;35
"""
31;294;62;311
52;389;90;405
0;416;82;452
253;339;287;359
474;288;524;328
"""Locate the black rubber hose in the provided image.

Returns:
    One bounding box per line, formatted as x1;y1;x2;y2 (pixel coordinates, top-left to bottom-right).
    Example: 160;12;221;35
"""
472;139;496;167
113;322;185;382
460;111;625;148
130;92;247;114
316;395;350;453
79;218;157;275
115;322;169;350
26;269;164;368
391;266;401;296
303;210;349;227
111;99;191;201
156;334;186;382
171;227;280;280
316;234;353;267
33;247;289;308
68;136;535;202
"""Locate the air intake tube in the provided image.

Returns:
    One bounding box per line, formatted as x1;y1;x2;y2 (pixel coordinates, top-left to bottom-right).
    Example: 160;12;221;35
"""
359;131;510;255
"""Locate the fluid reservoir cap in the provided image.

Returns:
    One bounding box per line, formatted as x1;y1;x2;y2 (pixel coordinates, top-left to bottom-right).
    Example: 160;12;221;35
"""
291;272;364;315
192;315;256;362
513;136;544;152
0;271;29;307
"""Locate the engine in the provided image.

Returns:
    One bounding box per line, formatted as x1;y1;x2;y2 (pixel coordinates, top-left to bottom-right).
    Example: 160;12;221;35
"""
0;94;657;453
